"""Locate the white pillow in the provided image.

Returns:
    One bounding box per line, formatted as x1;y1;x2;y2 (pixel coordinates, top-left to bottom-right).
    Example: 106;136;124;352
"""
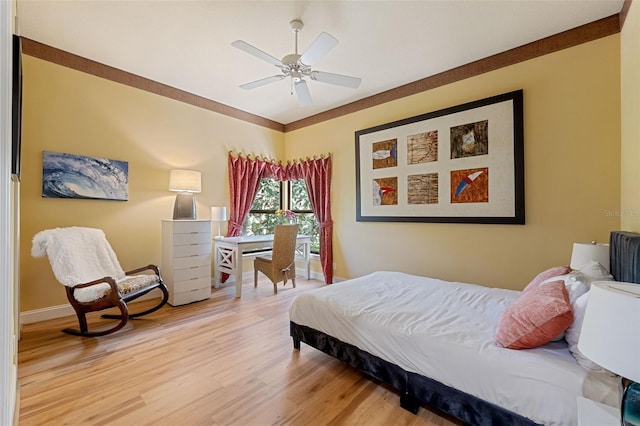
565;291;615;375
542;271;589;304
540;260;613;346
563;262;614;367
578;261;613;287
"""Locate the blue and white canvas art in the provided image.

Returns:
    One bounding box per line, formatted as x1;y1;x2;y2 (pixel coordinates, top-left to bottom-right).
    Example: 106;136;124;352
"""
42;151;129;201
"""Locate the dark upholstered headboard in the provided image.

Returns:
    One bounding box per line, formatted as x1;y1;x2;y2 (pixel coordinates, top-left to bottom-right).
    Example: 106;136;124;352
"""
609;231;640;284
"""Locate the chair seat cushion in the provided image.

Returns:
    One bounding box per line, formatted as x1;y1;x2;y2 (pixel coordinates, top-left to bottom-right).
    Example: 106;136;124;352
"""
74;275;160;303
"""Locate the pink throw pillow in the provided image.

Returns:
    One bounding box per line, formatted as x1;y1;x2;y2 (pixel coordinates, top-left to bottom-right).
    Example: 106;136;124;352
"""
495;280;573;350
522;266;571;293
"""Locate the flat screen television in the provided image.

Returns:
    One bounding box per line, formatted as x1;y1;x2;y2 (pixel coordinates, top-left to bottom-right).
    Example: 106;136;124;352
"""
11;34;22;180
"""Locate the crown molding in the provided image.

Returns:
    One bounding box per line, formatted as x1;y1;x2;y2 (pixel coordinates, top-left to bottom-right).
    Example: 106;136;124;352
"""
21;13;621;134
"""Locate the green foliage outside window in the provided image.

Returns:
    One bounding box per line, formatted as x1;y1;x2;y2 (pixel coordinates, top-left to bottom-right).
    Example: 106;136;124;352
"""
248;178;281;211
289;180;320;253
242;178;320;253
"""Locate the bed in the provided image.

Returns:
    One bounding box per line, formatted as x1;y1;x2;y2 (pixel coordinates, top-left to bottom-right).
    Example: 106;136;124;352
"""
289;231;640;425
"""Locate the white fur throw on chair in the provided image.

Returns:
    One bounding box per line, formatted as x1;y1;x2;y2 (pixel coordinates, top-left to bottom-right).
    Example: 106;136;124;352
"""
32;227;127;302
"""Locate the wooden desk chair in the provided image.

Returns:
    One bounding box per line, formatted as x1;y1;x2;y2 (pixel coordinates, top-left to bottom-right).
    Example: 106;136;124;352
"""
254;224;299;294
32;226;169;337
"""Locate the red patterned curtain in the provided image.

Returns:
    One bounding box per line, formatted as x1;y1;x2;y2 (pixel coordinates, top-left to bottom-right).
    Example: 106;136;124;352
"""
222;154;269;283
226;153;333;284
227;154;269;237
287;157;333;284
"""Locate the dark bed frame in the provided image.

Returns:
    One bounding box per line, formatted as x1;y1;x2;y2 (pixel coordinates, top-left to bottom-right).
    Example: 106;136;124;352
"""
290;231;640;425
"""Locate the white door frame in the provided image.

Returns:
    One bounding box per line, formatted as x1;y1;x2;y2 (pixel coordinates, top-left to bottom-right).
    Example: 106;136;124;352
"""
1;0;18;422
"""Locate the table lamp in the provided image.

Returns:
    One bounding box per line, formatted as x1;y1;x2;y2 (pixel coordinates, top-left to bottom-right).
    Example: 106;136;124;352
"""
169;170;201;220
211;206;227;239
578;281;640;425
570;241;610;271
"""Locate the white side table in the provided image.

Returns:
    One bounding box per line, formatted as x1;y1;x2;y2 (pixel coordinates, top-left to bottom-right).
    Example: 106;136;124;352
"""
577;396;618;426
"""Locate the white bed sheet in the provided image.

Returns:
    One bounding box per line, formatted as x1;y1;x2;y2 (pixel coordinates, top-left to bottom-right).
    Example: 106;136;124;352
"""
289;271;620;426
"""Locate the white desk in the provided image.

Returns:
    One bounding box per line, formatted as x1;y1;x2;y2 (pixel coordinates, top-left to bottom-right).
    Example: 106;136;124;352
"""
213;234;311;298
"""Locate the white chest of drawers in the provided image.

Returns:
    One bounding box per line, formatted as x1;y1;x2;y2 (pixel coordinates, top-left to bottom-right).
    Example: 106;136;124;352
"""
162;220;212;306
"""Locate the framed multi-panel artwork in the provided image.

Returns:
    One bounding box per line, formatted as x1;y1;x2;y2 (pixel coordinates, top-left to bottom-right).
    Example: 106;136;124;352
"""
355;90;524;224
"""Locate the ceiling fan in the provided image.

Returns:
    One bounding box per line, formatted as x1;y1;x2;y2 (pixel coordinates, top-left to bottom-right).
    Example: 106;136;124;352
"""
231;19;362;106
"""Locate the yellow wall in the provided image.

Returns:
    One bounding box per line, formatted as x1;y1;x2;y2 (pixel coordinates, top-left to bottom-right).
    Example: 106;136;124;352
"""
20;32;622;312
621;1;640;231
20;56;283;311
285;35;621;290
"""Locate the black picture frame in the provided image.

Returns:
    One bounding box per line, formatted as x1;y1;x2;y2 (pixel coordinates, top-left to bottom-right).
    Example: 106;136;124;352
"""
11;34;22;180
355;90;524;224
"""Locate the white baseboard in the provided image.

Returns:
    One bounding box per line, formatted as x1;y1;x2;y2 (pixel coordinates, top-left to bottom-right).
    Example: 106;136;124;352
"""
20;304;75;324
229;267;343;284
19;292;159;324
21;270;345;324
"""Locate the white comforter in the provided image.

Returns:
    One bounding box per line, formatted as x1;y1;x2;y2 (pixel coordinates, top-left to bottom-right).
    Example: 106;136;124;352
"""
289;271;619;426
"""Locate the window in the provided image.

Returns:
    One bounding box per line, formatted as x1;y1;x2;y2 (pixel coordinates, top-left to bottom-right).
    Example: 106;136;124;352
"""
288;180;320;253
242;178;281;237
243;178;320;253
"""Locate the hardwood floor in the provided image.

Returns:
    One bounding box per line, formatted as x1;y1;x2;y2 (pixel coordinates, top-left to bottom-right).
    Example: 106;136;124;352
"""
18;277;462;426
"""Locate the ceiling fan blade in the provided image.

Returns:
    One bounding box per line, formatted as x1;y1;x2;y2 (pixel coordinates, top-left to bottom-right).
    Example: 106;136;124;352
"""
299;32;338;66
310;71;361;89
294;80;312;106
239;75;285;90
231;40;283;67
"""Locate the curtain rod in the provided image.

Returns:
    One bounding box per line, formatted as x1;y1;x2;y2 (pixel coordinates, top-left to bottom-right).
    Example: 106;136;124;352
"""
228;151;332;163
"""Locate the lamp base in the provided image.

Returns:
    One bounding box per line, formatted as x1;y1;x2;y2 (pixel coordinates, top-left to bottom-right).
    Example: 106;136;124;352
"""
212;222;224;239
623;380;640;426
173;192;196;220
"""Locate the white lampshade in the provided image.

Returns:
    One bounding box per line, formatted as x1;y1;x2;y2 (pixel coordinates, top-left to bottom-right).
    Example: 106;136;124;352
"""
169;170;201;193
211;206;227;238
570;242;610;271
211;206;227;221
578;281;640;382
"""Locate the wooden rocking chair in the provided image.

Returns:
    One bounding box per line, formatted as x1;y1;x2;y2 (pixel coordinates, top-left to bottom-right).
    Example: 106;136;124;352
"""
32;226;169;337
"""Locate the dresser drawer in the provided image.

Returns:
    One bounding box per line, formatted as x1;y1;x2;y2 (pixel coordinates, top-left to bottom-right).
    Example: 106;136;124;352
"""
173;254;210;269
171;220;211;234
173;232;211;246
173;242;211;257
173;265;210;282
171;276;210;292
169;286;211;306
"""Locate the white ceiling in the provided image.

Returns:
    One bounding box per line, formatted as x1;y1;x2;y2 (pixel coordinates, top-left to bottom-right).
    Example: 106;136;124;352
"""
16;0;623;125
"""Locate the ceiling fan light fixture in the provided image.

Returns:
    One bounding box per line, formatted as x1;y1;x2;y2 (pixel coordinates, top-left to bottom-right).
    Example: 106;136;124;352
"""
282;53;301;66
232;19;362;105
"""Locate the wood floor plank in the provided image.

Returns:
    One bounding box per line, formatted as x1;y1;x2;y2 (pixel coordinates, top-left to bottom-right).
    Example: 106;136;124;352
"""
18;277;462;425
